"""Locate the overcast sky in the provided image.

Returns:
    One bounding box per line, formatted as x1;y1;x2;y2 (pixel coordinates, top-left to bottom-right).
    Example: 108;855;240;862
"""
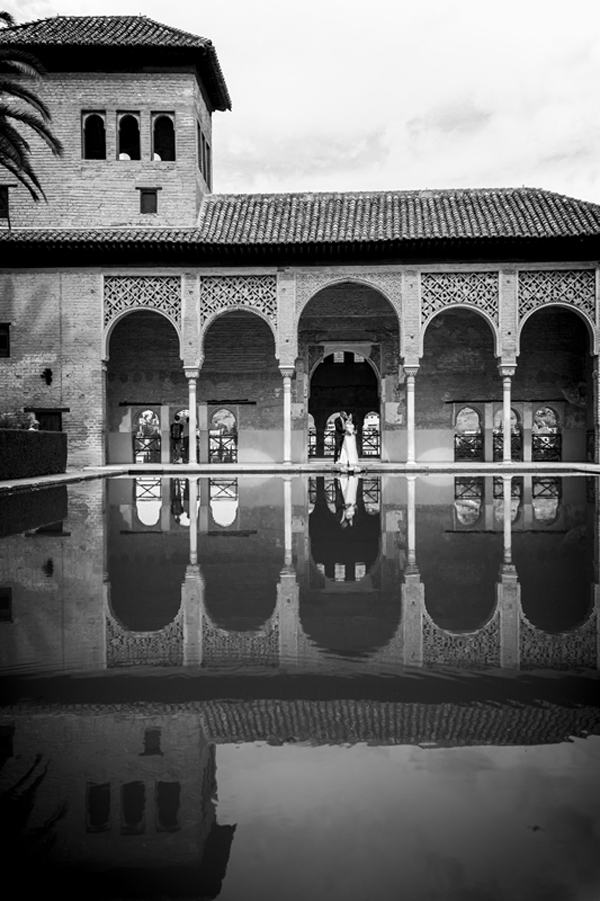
6;0;600;202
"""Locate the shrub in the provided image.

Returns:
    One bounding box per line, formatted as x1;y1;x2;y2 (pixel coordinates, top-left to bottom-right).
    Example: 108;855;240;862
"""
0;430;67;480
0;410;32;430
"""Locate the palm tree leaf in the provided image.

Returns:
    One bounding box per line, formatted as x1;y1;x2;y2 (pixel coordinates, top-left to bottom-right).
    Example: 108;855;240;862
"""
0;104;62;155
0;145;43;200
0;79;51;119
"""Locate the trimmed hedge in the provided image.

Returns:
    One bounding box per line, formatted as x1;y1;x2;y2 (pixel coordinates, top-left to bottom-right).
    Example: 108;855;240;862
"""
0;429;67;480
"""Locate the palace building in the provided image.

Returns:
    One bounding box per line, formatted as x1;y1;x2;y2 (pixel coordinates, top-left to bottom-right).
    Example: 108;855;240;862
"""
1;15;600;469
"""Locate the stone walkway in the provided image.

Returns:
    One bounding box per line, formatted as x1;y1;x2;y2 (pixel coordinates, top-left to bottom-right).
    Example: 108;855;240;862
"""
1;459;599;494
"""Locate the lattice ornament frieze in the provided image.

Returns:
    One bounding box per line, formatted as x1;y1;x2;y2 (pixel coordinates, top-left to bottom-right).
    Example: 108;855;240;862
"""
518;270;595;322
421;272;499;325
199;275;277;327
519;611;597;670
202;614;279;667
422;611;501;668
104;276;182;330
106;608;184;667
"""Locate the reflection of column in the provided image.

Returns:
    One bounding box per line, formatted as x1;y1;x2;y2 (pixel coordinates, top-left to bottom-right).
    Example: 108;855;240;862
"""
101;360;108;466
186;368;199;465
280;366;294;464
277;566;299;668
405;366;419;465
499;364;515;464
284;476;293;566
189;477;199;564
498;475;520;668
403;474;423;665
183;563;204;666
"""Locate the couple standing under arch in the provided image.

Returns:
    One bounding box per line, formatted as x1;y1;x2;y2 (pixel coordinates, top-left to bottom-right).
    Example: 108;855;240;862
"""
333;411;361;470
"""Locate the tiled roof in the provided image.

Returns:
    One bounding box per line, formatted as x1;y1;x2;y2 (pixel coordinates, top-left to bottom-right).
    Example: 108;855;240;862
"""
0;15;231;110
197;187;600;244
1;188;599;260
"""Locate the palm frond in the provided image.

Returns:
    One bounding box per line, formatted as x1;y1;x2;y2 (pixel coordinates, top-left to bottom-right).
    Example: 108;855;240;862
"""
0;78;51;119
0;104;62;155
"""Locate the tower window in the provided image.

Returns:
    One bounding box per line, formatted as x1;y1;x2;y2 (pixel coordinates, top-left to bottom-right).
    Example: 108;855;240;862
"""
138;188;159;214
87;783;110;832
82;112;106;159
152;114;175;161
156;782;180;832
118;114;140;160
0;324;9;357
121;781;145;834
0;186;9;219
197;124;212;188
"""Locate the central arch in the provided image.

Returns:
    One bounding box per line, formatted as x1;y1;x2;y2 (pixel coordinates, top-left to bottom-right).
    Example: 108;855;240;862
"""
297;281;401;462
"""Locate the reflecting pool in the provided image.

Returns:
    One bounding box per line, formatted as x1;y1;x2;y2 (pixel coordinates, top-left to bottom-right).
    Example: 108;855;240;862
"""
0;474;599;900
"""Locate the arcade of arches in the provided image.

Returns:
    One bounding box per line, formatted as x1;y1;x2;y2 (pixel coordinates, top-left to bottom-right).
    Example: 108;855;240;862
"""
104;282;594;466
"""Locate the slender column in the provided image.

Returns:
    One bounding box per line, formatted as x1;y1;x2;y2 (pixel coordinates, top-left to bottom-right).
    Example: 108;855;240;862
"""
402;474;423;666
278;477;298;669
499;365;515;464
404;366;419;465
280;366;294;465
185;368;199;465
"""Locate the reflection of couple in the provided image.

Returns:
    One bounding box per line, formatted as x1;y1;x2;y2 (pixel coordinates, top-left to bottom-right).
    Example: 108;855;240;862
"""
334;411;360;470
339;472;358;527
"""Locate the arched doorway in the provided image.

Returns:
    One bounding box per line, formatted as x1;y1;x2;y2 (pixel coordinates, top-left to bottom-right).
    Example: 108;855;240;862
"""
297;282;400;462
516;307;592;462
106;311;184;464
199;311;279;463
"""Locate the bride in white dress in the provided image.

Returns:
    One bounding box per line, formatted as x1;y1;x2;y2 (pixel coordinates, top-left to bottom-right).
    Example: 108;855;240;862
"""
337;413;360;470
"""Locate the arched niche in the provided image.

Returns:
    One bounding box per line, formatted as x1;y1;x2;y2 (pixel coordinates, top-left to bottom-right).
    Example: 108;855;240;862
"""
516;307;591;462
419;309;498;459
106;311;185;446
454;405;483;462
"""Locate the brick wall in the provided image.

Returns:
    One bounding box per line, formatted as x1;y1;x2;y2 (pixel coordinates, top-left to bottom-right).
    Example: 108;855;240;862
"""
0;270;104;468
1;71;211;227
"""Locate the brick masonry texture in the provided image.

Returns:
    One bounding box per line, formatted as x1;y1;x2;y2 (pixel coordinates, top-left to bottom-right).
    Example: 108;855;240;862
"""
2;72;211;228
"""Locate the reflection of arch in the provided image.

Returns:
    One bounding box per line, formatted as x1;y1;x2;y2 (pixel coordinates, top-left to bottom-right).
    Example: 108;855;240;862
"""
203;559;279;633
454;406;483;462
106;604;184;667
134;477;162;526
420;305;500;357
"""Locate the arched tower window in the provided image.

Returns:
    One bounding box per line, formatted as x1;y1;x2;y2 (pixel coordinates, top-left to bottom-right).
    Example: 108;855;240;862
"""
118;114;140;160
82;113;106;160
153;114;175;161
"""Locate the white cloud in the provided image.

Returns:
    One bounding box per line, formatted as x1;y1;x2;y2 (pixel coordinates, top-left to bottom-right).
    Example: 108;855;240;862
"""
5;0;600;200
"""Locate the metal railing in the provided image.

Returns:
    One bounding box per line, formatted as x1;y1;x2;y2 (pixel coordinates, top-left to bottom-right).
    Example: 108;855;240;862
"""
209;432;238;463
454;433;484;461
133;434;161;463
532;433;562;462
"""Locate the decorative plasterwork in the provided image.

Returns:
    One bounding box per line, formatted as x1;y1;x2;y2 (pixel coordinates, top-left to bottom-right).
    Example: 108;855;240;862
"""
202;613;280;667
295;272;402;321
421;272;500;327
518;269;596;325
106;607;184;668
199;275;278;332
422;609;501;668
519;610;597;670
104;275;182;332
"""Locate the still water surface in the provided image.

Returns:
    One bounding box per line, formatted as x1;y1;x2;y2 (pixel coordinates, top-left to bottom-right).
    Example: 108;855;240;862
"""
0;474;599;900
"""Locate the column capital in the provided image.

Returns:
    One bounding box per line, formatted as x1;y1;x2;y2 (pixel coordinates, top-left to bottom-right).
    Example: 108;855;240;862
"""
279;365;295;379
184;368;200;380
404;365;420;379
498;364;516;379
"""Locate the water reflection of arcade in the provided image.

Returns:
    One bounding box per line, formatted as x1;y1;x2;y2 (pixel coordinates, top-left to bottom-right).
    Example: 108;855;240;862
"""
101;475;600;674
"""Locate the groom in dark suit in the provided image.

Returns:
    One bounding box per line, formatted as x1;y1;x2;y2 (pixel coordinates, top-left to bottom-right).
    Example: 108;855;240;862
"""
333;411;347;462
